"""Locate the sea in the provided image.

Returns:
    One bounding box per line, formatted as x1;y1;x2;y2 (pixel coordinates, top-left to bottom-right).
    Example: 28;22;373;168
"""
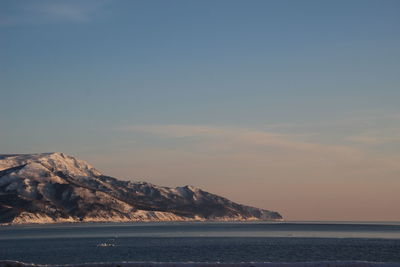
1;222;400;265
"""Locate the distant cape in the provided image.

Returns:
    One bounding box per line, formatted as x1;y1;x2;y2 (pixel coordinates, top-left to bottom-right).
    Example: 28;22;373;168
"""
0;152;282;224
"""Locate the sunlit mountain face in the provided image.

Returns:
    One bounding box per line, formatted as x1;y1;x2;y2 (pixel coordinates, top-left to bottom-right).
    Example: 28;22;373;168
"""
0;153;282;224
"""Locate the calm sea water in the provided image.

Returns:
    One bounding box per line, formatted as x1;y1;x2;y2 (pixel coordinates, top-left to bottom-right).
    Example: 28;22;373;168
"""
1;222;400;264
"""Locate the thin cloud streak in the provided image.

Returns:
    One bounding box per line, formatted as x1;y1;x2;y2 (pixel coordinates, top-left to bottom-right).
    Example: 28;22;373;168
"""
121;124;400;180
0;1;107;25
39;3;91;22
123;124;363;157
346;129;400;145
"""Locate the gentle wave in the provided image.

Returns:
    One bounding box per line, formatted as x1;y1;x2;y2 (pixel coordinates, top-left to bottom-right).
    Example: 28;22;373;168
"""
1;261;400;267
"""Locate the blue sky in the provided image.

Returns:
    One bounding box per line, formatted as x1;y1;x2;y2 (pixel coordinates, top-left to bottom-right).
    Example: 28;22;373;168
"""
1;0;400;220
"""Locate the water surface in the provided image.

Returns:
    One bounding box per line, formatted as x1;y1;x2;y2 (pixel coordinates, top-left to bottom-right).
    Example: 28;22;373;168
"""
1;222;399;264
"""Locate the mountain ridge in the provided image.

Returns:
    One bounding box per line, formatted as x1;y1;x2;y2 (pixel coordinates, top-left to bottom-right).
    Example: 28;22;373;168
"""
0;152;282;224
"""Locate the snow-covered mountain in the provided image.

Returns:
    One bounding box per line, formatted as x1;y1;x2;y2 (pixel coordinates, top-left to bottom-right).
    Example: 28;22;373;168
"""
0;153;282;224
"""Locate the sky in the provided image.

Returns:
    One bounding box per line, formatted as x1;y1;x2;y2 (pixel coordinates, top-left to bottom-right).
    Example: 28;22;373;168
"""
1;0;400;221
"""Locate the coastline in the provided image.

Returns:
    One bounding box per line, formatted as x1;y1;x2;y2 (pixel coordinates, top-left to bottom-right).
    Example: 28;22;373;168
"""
0;215;284;226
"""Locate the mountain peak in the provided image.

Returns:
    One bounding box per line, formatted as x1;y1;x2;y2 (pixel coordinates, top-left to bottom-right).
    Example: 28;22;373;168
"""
0;152;101;178
0;152;282;224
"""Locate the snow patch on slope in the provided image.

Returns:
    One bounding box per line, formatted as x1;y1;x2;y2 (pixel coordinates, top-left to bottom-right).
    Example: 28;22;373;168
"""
9;210;194;224
0;152;101;177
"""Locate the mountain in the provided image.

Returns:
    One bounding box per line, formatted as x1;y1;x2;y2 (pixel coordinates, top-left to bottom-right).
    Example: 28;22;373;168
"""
0;152;282;224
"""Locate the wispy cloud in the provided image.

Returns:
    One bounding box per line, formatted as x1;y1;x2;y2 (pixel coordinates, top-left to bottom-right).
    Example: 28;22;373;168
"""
122;124;364;159
120;124;400;176
347;133;400;145
0;1;108;26
38;3;92;22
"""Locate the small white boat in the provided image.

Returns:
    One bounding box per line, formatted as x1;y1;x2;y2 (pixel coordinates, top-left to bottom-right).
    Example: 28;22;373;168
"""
96;243;115;247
